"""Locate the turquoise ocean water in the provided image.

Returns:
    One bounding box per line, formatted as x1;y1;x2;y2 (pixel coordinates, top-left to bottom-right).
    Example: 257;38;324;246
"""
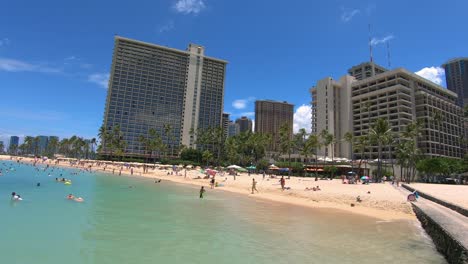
0;161;446;264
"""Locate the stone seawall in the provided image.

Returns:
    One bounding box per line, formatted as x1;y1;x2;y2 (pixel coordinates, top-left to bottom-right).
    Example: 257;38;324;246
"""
402;184;468;217
412;204;468;264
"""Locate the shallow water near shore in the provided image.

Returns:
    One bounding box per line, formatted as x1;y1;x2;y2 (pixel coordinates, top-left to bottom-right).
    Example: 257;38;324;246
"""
0;161;446;264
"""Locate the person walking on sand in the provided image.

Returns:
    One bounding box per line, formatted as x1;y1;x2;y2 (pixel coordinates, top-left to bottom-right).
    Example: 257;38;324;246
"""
251;178;259;194
280;176;286;190
199;186;206;198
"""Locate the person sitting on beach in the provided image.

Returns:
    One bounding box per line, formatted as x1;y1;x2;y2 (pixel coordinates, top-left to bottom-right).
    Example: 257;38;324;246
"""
356;196;362;203
67;194;75;200
316;186;321;191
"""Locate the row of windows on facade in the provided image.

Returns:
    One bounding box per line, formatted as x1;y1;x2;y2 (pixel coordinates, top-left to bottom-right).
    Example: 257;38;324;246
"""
115;54;225;73
111;74;224;87
113;63;225;78
117;45;223;67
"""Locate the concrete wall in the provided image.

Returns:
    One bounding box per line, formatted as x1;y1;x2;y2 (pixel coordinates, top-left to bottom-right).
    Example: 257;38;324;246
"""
412;204;468;264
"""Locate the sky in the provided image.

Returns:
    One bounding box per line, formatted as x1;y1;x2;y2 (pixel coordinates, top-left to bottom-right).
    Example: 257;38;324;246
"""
1;0;467;147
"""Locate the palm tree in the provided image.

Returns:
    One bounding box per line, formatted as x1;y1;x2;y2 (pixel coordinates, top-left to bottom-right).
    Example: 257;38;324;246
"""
343;131;354;173
46;136;59;158
320;130;336;178
90;138;97;159
111;125;127;161
163;124;175;158
202;150;213;166
384;132;397;178
279;123;295;176
354;135;368;177
33;136;40;156
369;118;392;181
139;128;164;163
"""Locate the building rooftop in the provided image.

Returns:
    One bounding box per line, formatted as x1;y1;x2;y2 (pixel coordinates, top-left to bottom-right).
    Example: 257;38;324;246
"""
442;57;468;67
115;36;228;64
256;99;294;105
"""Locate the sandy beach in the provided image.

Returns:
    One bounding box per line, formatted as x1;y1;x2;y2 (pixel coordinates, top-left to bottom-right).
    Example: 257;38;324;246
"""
0;155;416;221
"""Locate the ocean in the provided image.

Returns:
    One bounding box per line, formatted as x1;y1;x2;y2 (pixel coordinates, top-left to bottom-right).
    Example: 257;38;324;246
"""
0;161;446;263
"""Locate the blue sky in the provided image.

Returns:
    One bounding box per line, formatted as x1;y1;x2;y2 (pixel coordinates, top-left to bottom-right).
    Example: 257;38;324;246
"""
1;0;467;146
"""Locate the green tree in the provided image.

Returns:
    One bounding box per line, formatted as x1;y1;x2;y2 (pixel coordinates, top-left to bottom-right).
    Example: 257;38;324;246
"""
369;118;392;181
202;150;214;166
305;134;321;179
46;136;59;157
343;131;354;173
320;130;336;178
355;135;368;176
180;147;202;163
279;123;295;175
33;136;40;156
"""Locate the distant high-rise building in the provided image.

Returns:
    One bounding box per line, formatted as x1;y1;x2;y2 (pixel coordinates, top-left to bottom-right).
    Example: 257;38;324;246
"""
255;100;294;151
312;62;463;159
37;136;49;154
0;141;4;153
442;58;468;107
443;58;468;155
222;113;230;137
227;121;240;137
9;136;19;149
235;116;252;133
101;36;227;158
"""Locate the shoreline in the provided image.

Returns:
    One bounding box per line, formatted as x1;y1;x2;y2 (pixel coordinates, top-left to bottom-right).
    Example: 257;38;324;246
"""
0;155;415;221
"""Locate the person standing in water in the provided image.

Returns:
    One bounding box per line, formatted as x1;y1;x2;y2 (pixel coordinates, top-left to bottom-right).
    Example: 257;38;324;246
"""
251;179;259;194
199;186;206;198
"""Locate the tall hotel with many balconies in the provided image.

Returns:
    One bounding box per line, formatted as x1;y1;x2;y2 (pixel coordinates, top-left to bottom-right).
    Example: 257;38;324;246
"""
102;36;227;158
311;62;463;160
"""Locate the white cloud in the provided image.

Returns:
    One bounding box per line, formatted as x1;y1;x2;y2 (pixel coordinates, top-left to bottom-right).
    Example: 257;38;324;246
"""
0;58;62;73
370;34;394;46
232;97;255;110
0;38;10;47
341;8;360;22
174;0;206;14
88;73;110;88
233;99;247;109
293;105;311;133
415;66;445;86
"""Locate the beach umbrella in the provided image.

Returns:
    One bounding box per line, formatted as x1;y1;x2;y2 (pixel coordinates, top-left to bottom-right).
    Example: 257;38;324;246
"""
227;165;241;169
361;176;369;180
246;165;256;170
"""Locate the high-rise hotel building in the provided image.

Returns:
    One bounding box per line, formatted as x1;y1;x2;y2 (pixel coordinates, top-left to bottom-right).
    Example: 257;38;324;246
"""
255;100;294;151
443;58;468;107
311;62;463;159
102;36;227;157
